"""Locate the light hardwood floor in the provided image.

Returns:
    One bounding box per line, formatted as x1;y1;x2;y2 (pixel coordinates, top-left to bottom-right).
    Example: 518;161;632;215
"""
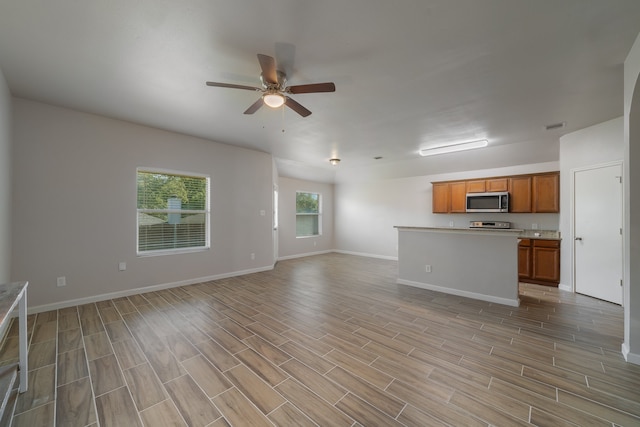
1;253;639;426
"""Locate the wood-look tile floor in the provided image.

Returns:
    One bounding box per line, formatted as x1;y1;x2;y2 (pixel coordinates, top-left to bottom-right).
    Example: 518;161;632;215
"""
1;253;639;426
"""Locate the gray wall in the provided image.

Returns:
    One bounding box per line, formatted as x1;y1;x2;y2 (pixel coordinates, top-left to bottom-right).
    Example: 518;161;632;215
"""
0;68;11;284
11;99;275;310
277;177;334;259
559;117;624;291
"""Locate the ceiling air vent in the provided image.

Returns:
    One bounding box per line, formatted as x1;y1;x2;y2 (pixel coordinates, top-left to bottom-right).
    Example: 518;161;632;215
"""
545;122;566;131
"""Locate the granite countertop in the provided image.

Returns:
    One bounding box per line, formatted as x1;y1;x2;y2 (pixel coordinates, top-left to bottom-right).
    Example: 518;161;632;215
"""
394;226;561;240
520;229;561;240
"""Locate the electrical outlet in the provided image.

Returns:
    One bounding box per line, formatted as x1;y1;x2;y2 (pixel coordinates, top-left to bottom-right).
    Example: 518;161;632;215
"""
449;221;455;228
250;253;255;260
532;223;538;230
118;262;126;271
425;265;432;273
57;276;66;287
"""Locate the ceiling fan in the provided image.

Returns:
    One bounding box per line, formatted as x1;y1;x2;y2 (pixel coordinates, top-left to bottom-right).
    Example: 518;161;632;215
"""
206;54;335;117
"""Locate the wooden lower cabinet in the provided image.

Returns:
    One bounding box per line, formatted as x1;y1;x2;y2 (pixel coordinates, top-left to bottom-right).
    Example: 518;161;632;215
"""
518;238;560;286
518;239;532;280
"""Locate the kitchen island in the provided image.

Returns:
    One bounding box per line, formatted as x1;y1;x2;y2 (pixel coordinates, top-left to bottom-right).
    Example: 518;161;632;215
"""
395;226;522;307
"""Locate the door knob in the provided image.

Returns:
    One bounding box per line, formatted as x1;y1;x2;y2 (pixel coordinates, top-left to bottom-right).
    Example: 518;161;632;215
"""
575;237;583;241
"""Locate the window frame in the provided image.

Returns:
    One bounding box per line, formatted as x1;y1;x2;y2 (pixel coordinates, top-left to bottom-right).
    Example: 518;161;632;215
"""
295;190;322;238
136;167;211;256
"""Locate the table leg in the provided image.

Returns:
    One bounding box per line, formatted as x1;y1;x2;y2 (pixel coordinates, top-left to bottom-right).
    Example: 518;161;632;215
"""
18;289;28;393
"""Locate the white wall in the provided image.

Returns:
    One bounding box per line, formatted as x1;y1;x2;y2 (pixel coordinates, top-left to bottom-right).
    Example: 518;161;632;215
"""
558;117;624;291
11;99;274;310
277;177;334;259
623;32;640;364
0;68;11;284
334;162;560;259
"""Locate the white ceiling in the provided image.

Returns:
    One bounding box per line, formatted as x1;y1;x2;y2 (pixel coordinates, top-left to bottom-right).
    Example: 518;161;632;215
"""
1;0;639;183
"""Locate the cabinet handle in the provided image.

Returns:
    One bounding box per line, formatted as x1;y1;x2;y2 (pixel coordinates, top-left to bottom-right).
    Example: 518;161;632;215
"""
575;237;583;241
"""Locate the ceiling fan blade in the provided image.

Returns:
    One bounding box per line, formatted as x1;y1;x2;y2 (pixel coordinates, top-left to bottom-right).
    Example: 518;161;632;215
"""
206;81;261;91
243;98;264;115
257;54;278;85
287;82;336;94
285;96;312;117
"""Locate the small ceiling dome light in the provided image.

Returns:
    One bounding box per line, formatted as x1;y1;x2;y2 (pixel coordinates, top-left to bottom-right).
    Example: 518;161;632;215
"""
263;93;285;108
329;158;341;166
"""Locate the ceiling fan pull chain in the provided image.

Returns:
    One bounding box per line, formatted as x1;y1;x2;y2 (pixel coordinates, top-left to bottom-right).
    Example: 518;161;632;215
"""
282;104;286;133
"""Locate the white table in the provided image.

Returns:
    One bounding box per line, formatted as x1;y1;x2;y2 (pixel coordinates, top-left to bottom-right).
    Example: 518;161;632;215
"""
0;282;28;392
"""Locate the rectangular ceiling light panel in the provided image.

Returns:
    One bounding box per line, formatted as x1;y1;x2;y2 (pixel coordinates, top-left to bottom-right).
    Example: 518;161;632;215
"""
419;139;488;157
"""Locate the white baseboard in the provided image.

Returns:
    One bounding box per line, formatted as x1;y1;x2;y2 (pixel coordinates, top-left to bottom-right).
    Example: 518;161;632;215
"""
28;264;275;314
622;342;640;365
332;249;398;261
277;250;333;261
558;283;572;292
397;278;520;307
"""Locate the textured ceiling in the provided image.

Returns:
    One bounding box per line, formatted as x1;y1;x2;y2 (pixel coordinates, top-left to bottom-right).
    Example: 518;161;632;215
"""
1;0;639;182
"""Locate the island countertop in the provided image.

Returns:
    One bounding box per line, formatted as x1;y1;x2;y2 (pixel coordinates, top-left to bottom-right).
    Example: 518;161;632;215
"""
394;226;560;240
394;225;524;235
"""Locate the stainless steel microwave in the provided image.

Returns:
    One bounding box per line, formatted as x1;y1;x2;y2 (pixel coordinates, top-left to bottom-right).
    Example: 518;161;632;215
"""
466;192;509;212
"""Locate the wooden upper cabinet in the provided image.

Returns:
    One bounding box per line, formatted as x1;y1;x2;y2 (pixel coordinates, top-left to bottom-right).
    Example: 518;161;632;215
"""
432;183;450;213
486;178;508;192
432;171;559;213
509;176;532;213
466;178;508;193
466;180;486;193
450;182;467;213
533;173;559;213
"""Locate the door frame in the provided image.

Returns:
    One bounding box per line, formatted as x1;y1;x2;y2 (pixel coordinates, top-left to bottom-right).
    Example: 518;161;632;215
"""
570;160;624;305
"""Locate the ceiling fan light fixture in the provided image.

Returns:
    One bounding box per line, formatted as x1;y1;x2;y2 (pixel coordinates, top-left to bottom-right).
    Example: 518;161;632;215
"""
329;158;341;166
419;139;488;157
263;93;285;108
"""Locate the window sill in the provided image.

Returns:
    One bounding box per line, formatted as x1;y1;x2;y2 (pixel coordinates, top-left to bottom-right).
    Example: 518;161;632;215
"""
137;247;210;258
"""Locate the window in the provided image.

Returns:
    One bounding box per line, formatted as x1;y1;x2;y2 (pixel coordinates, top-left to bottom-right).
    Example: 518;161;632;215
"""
137;169;210;255
296;191;321;237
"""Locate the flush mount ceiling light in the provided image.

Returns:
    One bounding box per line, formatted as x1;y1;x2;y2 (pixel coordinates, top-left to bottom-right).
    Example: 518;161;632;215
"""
419;139;488;157
263;93;285;108
329;158;341;165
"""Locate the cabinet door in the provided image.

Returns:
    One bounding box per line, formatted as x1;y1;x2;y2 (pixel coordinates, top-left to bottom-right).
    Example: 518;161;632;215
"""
466;180;486;193
518;240;532;280
450;182;467;213
533;173;559;213
532;240;560;283
509;176;532;212
532;246;560;282
432;183;450;213
487;178;508;192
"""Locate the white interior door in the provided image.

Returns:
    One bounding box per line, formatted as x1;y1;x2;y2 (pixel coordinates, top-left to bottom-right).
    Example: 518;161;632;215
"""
574;163;623;304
